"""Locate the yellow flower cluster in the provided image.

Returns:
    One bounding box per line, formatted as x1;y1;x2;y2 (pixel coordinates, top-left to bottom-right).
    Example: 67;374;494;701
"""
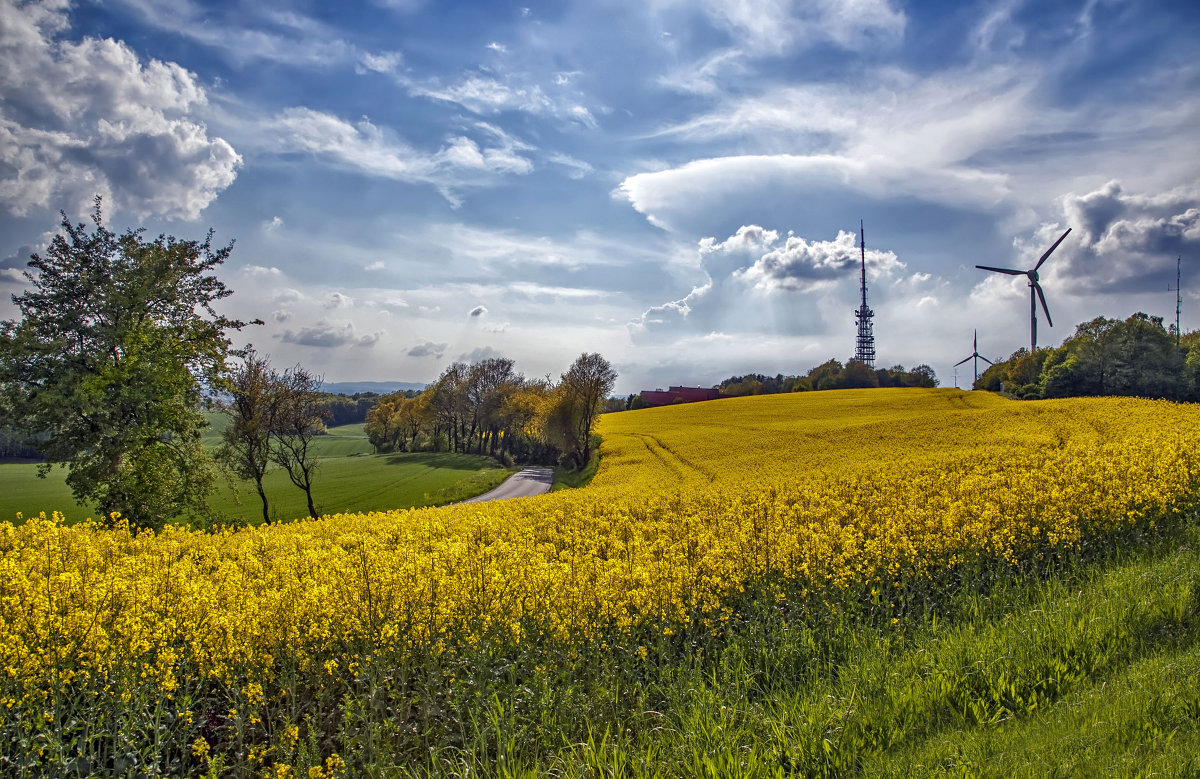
1;389;1197;718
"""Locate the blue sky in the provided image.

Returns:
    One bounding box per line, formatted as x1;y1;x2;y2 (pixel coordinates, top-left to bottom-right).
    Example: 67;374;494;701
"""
2;0;1198;394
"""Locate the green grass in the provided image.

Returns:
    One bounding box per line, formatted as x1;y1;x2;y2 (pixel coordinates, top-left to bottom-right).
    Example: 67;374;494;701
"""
386;521;1200;777
551;435;601;491
1;445;515;525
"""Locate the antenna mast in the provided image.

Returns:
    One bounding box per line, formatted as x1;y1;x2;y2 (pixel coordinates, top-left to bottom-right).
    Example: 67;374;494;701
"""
1169;256;1182;348
853;220;876;368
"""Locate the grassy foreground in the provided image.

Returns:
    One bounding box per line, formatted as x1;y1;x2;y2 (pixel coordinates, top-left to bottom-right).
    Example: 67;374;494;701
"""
0;424;514;525
2;389;1199;776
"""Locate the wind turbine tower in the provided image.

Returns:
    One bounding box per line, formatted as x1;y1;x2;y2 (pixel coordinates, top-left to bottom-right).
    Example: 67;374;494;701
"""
976;228;1071;353
853;220;876;368
955;330;994;385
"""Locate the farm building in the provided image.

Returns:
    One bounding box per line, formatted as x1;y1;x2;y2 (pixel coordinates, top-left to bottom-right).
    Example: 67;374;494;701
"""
641;386;724;406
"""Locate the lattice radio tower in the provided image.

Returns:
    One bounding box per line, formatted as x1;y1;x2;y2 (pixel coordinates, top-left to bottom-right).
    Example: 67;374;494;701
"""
1169;256;1182;348
853;220;876;368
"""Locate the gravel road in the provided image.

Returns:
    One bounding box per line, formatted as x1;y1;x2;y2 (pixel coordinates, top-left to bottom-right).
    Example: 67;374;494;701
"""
457;467;554;503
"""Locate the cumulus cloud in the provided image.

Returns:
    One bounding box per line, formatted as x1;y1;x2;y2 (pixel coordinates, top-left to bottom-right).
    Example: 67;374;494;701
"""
279;319;383;347
1041;180;1200;294
273;288;303;304
263;216;284;232
325;291;352;309
243;265;283;276
631;224;904;338
0;0;240;219
407;340;447;358
737;229;902;292
458;346;502;364
469;305;488;318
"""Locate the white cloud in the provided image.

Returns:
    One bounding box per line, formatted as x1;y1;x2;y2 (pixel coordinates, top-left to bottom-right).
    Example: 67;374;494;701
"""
243;265;283;276
408;340;447;358
469;305;488;318
412;75;553;115
548;152;594;179
269;107;533;203
486;42;507;53
279;319;382;347
273;288;303;304
0;0;240;219
263;216;284;232
656;0;904;58
357;50;403;75
108;0;381;69
1044;180;1200;295
325;292;352;309
458;346;502;364
619;154;1009;231
737;229;903;292
365;260;385;271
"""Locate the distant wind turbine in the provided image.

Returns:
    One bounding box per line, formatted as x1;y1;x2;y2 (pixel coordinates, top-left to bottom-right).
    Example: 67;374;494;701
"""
976;228;1072;353
955;330;994;385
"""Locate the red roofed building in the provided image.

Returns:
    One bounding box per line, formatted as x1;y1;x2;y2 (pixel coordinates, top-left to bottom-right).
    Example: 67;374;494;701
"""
641;386;723;406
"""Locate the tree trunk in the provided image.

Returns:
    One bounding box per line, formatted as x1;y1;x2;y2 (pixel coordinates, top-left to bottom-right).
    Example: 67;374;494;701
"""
255;478;270;524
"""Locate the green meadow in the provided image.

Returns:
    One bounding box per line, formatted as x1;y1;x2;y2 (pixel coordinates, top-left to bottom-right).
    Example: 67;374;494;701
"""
1;422;515;525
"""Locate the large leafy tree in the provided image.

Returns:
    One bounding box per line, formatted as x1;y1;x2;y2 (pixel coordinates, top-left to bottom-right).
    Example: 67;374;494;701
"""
0;199;254;528
552;352;616;469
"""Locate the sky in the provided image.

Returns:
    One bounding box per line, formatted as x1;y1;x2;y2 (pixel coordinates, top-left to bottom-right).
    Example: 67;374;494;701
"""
1;0;1199;395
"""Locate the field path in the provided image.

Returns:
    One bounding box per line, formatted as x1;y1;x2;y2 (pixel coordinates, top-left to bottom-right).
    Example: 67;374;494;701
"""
457;467;554;503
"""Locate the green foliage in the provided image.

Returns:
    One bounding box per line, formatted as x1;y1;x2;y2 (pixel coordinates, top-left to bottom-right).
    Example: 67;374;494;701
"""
978;313;1193;400
716;362;937;397
0;199;253;529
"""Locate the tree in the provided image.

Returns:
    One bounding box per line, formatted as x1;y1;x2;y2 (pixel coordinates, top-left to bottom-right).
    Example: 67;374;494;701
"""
270;364;327;519
555;353;617;468
217;349;277;524
0;199;254;528
365;394;404;452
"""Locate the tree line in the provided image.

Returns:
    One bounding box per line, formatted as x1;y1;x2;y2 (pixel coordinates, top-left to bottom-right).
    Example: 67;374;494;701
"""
975;312;1200;401
363;353;616;470
0;201;615;530
623;361;937;408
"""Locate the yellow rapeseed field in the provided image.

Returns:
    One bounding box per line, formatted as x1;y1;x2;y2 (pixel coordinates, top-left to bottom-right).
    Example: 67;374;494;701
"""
2;388;1198;772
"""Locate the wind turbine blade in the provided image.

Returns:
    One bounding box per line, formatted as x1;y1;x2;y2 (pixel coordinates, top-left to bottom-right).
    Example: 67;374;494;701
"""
976;265;1025;275
1033;228;1072;271
980;355;995;365
1034;282;1053;327
955;355;972;367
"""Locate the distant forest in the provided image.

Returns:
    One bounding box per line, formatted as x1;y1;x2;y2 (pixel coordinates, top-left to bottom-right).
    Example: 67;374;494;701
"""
621;362;938;409
0;389;401;461
977;312;1200;401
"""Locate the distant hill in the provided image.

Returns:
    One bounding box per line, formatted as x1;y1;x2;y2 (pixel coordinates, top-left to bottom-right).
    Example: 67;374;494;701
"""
322;381;428;396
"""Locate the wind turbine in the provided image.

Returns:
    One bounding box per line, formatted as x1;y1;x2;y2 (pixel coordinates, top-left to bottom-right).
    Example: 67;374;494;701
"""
976;228;1072;353
955;330;994;385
